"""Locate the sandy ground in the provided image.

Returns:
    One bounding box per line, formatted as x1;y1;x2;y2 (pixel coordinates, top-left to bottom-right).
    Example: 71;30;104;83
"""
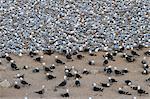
0;48;150;99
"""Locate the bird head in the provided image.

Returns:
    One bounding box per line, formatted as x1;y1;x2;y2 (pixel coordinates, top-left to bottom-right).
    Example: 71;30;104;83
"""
108;77;111;80
40;56;44;58
20;77;23;80
52;64;55;66
46;73;50;75
42;85;45;89
55;56;58;59
107;83;110;86
76;78;79;81
92;83;96;86
10;60;15;63
118;87;122;90
114;67;117;70
137;86;141;90
19;53;22;57
42;62;46;66
64;76;67;80
83;68;87;71
5;53;9;56
66;89;69;93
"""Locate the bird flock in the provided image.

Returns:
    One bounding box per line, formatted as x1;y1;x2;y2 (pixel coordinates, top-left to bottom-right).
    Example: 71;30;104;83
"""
0;46;150;99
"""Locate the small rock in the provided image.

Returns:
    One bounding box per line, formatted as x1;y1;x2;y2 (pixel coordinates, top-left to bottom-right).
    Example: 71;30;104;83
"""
0;79;11;88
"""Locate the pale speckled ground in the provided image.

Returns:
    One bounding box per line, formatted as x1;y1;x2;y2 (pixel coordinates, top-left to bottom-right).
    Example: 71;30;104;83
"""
0;48;150;99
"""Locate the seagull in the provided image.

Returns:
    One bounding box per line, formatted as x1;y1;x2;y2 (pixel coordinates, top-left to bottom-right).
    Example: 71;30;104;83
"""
82;68;90;75
22;65;29;70
34;56;43;62
118;87;132;95
74;71;82;79
88;60;95;65
92;83;104;92
43;63;53;72
60;89;69;97
144;50;150;56
43;49;54;55
50;64;55;69
5;53;13;62
29;51;38;57
124;80;132;86
76;54;84;59
108;77;117;83
56;76;67;88
35;85;45;97
65;70;74;78
55;56;65;65
114;67;124;75
75;78;80;87
121;68;129;74
32;67;40;73
100;83;111;87
10;61;19;70
16;74;24;79
137;86;148;96
46;73;56;80
14;81;21;89
103;57;109;66
20;77;31;86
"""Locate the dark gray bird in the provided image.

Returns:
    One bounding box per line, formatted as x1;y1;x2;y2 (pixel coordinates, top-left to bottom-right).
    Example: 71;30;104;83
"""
92;83;104;92
46;73;56;80
118;87;132;95
35;85;45;97
75;78;80;87
61;89;69;97
56;76;67;87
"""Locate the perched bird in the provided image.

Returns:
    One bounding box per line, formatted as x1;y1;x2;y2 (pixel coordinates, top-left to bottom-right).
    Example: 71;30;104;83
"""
61;89;69;97
20;78;31;86
74;71;82;79
29;51;38;57
130;85;138;90
104;66;113;74
103;57;109;66
75;78;80;87
141;69;149;75
34;56;43;62
108;77;117;83
5;53;13;62
77;54;84;59
10;61;19;70
121;68;129;74
50;64;55;69
14;81;21;89
43;49;54;55
55;56;65;65
16;74;24;79
35;85;45;97
125;80;132;86
92;83;104;92
22;65;29;70
137;86;148;96
66;54;73;61
88;60;95;65
89;50;97;56
65;70;74;78
46;73;56;80
118;87;132;95
32;67;40;73
56;76;67;88
125;55;135;62
145;77;150;82
144;50;150;56
43;63;53;72
141;57;147;64
100;83;111;87
131;50;140;56
114;67;124;75
82;68;90;75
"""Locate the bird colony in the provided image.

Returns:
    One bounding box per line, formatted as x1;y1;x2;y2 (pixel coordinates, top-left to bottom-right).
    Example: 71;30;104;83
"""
0;0;150;55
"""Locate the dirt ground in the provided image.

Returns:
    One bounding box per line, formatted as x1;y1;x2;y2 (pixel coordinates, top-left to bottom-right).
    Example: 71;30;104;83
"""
0;48;150;99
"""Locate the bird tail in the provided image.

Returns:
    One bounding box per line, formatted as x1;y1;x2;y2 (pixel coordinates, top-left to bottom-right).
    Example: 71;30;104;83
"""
125;92;132;95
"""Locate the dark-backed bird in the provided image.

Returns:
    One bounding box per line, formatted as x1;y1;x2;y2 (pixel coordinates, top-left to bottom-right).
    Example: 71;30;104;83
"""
114;67;124;75
34;56;43;62
125;80;132;86
20;78;31;86
103;57;109;66
137;86;148;96
43;49;54;55
5;53;13;62
144;50;150;56
118;87;132;95
22;65;29;70
14;81;21;89
66;54;73;61
141;69;149;75
82;68;90;75
92;83;104;92
16;74;24;79
55;56;65;65
56;76;67;87
74;71;82;79
131;50;140;56
75;78;80;87
29;51;38;57
121;68;129;74
43;63;53;72
100;83;111;87
10;61;19;70
46;73;56;80
104;66;113;74
32;67;40;73
88;60;95;65
108;77;117;83
65;70;74;78
77;54;84;59
35;85;45;97
50;64;55;69
61;89;69;97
